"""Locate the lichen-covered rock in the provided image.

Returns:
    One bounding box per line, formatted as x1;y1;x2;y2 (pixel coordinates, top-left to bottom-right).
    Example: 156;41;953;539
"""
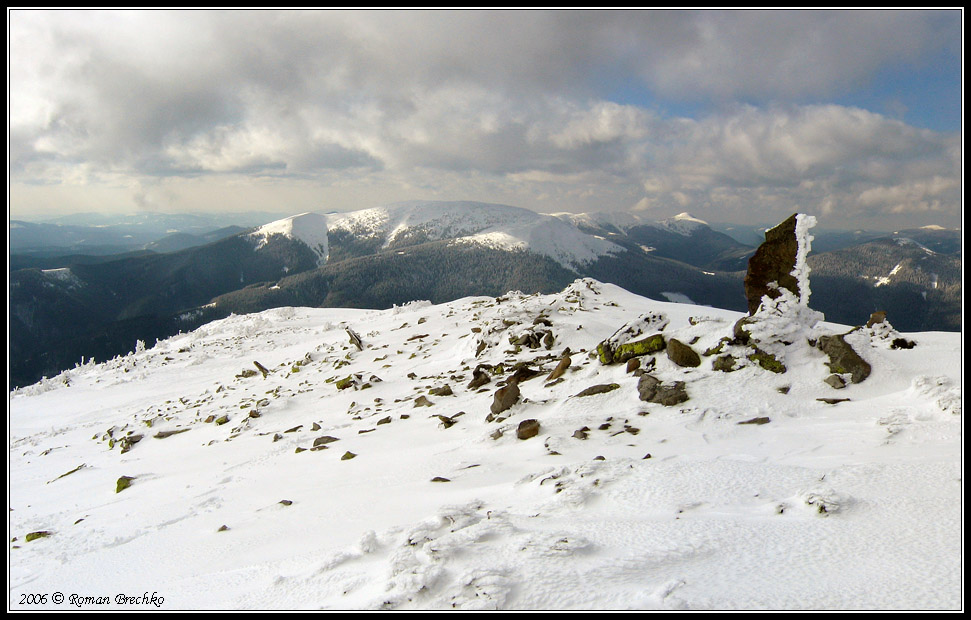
491;382;520;415
341;451;357;460
25;531;53;542
666;338;701;368
116;476;135;493
747;349;787;374
816;334;871;383
517;419;541;440
599;333;665;365
335;375;355;390
574;384;620;398
744;213;801;315
712;355;738;372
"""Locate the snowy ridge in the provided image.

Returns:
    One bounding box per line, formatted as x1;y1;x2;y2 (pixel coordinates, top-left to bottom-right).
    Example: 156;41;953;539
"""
9;279;961;610
328;201;624;269
248;212;330;264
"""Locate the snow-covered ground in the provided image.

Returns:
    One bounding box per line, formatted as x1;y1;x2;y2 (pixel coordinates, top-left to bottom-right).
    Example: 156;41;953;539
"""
9;279;962;610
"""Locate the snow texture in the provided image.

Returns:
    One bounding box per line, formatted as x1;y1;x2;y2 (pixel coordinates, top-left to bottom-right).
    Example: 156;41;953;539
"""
9;279;962;611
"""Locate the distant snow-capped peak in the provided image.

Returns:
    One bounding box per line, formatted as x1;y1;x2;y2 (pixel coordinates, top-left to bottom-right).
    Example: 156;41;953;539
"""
328;200;625;270
248;212;329;263
657;212;709;236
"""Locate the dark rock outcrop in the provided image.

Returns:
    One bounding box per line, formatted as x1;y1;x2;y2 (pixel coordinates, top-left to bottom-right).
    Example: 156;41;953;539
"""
744;213;800;315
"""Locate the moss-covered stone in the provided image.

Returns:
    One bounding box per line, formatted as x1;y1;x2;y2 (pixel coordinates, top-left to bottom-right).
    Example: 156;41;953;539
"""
747;349;786;374
600;333;666;365
25;531;52;542
115;476;135;493
335;375;355;390
712;355;738;372
214;415;229;426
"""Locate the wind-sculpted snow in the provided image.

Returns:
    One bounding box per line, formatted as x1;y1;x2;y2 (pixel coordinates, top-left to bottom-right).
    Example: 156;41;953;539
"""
9;279;961;610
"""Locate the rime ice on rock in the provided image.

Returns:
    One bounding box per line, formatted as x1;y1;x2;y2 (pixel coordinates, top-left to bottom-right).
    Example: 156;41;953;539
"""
744;213;816;315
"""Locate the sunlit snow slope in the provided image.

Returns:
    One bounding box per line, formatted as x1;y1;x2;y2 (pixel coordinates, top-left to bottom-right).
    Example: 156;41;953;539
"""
9;280;962;610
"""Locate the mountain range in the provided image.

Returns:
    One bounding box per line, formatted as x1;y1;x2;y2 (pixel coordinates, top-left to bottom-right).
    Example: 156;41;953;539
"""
8;201;961;388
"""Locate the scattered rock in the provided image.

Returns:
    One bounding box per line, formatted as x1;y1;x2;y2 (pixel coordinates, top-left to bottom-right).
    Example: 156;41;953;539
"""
118;434;143;454
346;327;364;351
747;348;786;374
824;374;847;389
574;383;620;398
546;355;572;381
341;451;357;460
279;499;293;506
491;382;520;415
115;476;135;493
430;477;451;483
284;425;302;433
572;427;589;440
313;436;340;447
817;397;851;405
891;337;916;350
253;361;270;378
25;531;53;542
777;386;791;394
517;419;541;440
428;385;453;397
311;422;321;431
866;310;887;328
376;416;392;425
817;334;871;383
214;415;229;426
414;395;435;408
217;525;230;532
744;213;801;315
467;367;492;390
637;374;688;406
666;338;701;368
335;375;355;390
625;358;641;373
712;354;738;372
738;416;771;425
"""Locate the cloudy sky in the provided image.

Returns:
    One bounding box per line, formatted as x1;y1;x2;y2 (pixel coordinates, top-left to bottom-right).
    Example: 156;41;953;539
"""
8;9;963;229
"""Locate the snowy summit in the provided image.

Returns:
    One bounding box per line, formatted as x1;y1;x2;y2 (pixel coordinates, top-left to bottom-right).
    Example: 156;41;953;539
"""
9;269;961;610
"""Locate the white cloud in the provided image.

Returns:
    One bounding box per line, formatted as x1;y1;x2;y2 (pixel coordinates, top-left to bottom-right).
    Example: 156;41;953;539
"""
7;10;961;229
